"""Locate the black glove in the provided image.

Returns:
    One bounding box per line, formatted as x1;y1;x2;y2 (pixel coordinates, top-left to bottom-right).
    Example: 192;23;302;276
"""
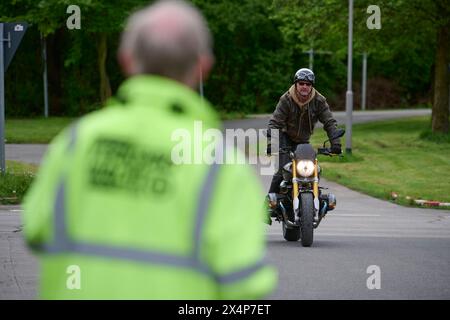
330;144;342;155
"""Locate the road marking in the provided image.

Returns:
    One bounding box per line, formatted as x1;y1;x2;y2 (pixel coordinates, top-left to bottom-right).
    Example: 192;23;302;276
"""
265;232;450;239
330;214;381;217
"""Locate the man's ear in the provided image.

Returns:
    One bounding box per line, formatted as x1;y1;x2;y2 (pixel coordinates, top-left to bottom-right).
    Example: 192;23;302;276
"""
195;54;214;83
118;52;135;76
185;54;214;89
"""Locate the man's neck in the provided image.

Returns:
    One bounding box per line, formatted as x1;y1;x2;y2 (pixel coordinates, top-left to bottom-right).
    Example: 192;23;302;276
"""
298;94;309;103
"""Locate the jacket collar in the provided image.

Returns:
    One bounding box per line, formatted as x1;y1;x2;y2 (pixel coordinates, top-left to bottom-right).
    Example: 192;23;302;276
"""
111;75;219;125
116;75;200;106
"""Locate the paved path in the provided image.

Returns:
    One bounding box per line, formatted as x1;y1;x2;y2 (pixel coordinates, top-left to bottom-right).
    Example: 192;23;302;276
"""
4;109;431;165
255;171;450;299
5;144;47;166
0;206;37;300
224;109;431;130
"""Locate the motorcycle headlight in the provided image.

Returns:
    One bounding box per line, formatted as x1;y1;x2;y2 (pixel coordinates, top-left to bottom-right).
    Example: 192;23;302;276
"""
296;160;315;177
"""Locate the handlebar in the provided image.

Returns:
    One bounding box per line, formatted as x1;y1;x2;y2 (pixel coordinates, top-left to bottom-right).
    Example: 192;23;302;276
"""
269;147;292;156
317;147;342;157
271;147;342;157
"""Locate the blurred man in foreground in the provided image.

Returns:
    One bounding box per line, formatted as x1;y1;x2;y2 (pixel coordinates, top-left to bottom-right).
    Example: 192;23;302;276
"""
23;0;276;299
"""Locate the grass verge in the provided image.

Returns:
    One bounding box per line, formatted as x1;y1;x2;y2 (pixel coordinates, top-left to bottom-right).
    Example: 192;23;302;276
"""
311;116;450;208
0;161;38;205
5;115;247;143
5;117;76;143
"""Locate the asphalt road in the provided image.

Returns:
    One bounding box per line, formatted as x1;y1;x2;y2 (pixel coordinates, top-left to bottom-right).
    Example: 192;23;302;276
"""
0;206;36;299
2;108;450;300
257;171;450;299
228;108;450;299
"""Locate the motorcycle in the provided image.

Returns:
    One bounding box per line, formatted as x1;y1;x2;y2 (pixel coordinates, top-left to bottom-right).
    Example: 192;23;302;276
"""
268;129;345;247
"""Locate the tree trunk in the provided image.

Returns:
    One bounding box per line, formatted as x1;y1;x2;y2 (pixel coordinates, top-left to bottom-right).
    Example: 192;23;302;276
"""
46;29;64;115
97;33;112;104
431;23;449;134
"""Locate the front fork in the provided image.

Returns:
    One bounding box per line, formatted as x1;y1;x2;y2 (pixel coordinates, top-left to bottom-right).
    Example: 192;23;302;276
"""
292;159;300;218
292;158;320;223
313;159;320;212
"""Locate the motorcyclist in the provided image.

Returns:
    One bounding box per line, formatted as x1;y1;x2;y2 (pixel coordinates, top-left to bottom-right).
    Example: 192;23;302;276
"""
265;68;342;224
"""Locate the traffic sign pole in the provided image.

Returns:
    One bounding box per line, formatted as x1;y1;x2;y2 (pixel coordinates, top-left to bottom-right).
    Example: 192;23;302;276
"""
0;22;28;174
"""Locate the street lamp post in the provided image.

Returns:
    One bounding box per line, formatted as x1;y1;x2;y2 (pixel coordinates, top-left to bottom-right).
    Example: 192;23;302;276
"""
0;24;5;174
361;52;367;111
345;0;354;155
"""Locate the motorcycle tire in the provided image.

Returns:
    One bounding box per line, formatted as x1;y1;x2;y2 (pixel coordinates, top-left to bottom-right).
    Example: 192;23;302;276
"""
282;222;301;241
300;192;314;247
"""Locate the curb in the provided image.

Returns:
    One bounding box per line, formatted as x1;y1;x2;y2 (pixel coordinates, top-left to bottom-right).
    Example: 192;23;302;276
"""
414;199;450;207
390;192;450;208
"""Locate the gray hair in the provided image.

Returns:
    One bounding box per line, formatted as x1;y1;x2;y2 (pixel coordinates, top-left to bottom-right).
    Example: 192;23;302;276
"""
119;0;213;81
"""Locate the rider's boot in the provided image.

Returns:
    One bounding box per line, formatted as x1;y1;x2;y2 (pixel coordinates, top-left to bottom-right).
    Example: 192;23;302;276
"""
264;194;279;225
263;196;273;225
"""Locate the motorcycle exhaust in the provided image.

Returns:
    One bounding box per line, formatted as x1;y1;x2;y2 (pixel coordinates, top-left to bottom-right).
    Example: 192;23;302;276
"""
327;193;336;210
267;193;278;209
279;202;298;228
313;193;337;228
319;193;337;212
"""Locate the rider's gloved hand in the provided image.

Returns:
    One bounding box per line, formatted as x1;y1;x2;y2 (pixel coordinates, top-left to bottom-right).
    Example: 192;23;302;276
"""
330;144;342;155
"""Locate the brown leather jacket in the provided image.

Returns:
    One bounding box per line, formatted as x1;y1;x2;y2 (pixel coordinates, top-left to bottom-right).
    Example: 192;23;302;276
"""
268;87;341;146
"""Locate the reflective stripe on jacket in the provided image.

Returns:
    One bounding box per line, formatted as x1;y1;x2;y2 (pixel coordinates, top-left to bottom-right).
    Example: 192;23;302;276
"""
23;75;277;299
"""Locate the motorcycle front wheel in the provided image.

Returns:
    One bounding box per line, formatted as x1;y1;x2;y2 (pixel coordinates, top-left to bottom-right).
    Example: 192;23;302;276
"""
300;192;314;247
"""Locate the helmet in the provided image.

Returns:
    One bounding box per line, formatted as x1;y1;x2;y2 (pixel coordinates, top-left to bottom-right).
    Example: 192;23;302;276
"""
293;68;315;85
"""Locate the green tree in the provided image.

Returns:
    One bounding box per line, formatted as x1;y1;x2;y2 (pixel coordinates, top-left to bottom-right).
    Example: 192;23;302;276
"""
193;0;294;113
271;0;449;132
1;0;145;111
72;0;145;103
1;0;446;118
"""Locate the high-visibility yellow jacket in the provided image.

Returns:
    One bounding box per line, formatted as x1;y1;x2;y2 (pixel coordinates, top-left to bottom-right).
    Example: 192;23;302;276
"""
23;75;277;299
